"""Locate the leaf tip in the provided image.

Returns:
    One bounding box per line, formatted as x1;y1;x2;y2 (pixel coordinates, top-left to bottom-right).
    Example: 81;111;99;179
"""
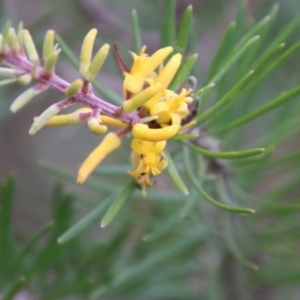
57;237;63;244
100;221;107;228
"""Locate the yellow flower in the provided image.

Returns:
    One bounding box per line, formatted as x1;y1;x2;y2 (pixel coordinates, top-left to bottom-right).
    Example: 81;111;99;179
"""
149;88;193;125
128;138;168;195
123;46;173;96
132;113;181;142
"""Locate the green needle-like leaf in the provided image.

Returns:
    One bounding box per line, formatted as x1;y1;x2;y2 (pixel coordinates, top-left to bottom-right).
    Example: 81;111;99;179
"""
171;133;198;140
3;277;26;300
262;15;300;60
211;84;300;135
235;14;270;50
170;53;198;90
131;9;142;53
180;192;199;219
0;176;15;280
216;179;259;270
206;21;237;82
183;141;265;159
57;194;115;244
183;147;255;214
40;160;116;193
55;35;79;69
165;150;189;195
195;35;260;103
197;70;254;124
160;0;176;47
175;5;193;54
101;180;136;228
193;82;215;98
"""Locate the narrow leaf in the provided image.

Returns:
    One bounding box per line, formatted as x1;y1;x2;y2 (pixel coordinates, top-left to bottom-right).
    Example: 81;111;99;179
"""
0;176;15;277
101;180;136;228
131;9;142;53
197;70;254;124
216;179;259;270
211;84;300;135
39;160;116;193
175;5;193;54
183;147;255;214
165;150;189;195
160;0;176;47
171;133;198;140
57;194;115;243
3;277;26;300
170;53;198;90
183;141;265;159
206;21;237;82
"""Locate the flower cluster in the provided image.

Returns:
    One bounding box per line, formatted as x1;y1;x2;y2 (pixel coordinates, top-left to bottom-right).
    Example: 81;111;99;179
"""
0;24;195;195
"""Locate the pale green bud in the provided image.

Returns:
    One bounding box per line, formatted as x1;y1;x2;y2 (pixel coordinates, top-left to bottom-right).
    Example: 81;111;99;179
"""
0;67;20;78
85;44;110;81
43;30;55;60
6;27;18;50
29;104;60;135
43;49;61;73
79;28;97;78
87;118;107;135
65;79;83;97
22;29;39;63
10;86;44;113
18;74;32;85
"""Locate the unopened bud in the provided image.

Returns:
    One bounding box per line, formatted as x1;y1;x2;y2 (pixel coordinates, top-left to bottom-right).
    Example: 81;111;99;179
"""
77;132;121;184
29;103;60;135
87;118;108;135
18;74;32;85
43;30;55;60
155;53;182;88
65;79;83;97
10;85;44;113
43;49;61;73
6;27;18;50
22;29;39;63
79;28;97;78
85;44;110;82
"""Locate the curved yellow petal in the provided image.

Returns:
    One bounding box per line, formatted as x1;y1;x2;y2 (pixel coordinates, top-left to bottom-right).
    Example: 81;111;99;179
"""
155;53;182;88
132;123;180;142
77;132;121;184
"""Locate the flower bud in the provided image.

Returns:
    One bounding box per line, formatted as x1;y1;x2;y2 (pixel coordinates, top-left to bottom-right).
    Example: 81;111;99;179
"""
85;44;110;82
10;85;44;113
87;118;108;135
79;28;97;78
77;132;121;184
122;83;161;112
22;30;39;63
43;30;55;60
65;79;83;97
155;53;182;88
43;49;61;73
29;103;61;135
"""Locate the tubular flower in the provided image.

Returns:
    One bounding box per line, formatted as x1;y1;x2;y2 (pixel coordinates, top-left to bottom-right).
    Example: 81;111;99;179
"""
0;23;198;195
129;138;168;196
